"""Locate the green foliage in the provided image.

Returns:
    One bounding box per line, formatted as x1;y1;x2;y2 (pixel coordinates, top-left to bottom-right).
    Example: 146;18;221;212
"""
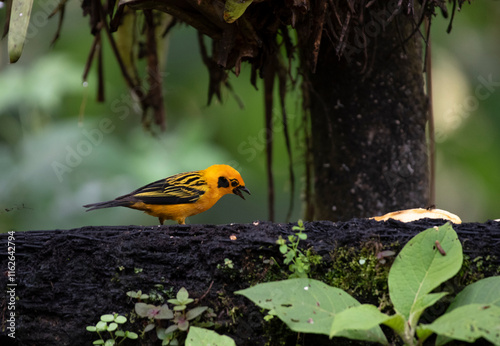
237;223;500;345
421;276;500;345
86;313;138;345
236;278;388;344
126;290;150;301
217;258;234;270
275;220;321;278
132;287;210;345
185;326;236;346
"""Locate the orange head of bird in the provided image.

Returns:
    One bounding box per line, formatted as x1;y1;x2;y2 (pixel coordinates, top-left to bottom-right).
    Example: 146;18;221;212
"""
203;164;250;199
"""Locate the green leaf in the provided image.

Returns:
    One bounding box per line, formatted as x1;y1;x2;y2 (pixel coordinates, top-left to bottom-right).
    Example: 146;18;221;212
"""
104;339;115;346
96;321;108;331
156;327;167;340
420;304;500;345
8;0;34;63
125;331;139;339
114;315;127;324
164;324;178;334
178;319;189;331
115;330;125;337
176;287;189;302
135;302;166;318
173;305;187;311
186;326;236;346
447;276;500;310
186;306;208;321
435;276;500;345
156;304;174;319
382;313;406;336
107;323;118;332
126;290;138;298
297;232;307;240
236;278;387;344
279;244;288;254
388;223;462;320
167;299;181;305
144;323;155;333
86;326;97;332
330;304;390;342
101;314;115;322
409;292;448;326
93;341;104;345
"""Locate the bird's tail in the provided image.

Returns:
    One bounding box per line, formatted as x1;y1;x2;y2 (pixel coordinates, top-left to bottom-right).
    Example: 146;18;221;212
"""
83;199;132;211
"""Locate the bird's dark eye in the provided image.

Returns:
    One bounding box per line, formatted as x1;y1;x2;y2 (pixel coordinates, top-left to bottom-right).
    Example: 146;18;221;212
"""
217;176;230;188
230;179;239;187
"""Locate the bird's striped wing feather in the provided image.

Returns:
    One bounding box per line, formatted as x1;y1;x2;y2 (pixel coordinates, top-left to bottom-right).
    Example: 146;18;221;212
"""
130;171;207;205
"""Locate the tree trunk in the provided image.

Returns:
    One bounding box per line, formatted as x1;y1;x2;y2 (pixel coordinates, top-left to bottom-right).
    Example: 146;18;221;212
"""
307;4;429;221
1;220;499;345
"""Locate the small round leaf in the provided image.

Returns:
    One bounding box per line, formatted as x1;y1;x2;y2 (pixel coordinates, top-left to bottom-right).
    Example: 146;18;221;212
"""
100;314;114;322
114;315;127;324
107;323;118;332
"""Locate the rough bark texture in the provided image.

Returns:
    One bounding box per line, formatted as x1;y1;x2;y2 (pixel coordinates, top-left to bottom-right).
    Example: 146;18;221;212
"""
307;4;429;221
1;220;499;345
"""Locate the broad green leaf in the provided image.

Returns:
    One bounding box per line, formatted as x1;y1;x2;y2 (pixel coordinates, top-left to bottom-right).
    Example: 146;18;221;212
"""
420;304;500;345
388;223;462;320
382;313;406;336
409;292;448;326
8;0;34;63
446;276;500;310
435;276;500;345
236;278;387;344
330;304;390;343
186;326;236;346
223;0;253;23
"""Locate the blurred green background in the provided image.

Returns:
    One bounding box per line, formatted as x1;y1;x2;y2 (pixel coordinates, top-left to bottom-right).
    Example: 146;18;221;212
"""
0;2;498;231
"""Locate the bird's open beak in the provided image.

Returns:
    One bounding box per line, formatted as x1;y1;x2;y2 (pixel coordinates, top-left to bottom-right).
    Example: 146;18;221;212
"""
233;186;251;200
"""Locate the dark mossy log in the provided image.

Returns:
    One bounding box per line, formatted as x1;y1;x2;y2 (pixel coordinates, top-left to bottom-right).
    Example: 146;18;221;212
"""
1;219;499;346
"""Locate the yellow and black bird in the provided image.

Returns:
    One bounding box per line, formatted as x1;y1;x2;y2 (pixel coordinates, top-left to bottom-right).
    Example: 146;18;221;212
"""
83;164;250;224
